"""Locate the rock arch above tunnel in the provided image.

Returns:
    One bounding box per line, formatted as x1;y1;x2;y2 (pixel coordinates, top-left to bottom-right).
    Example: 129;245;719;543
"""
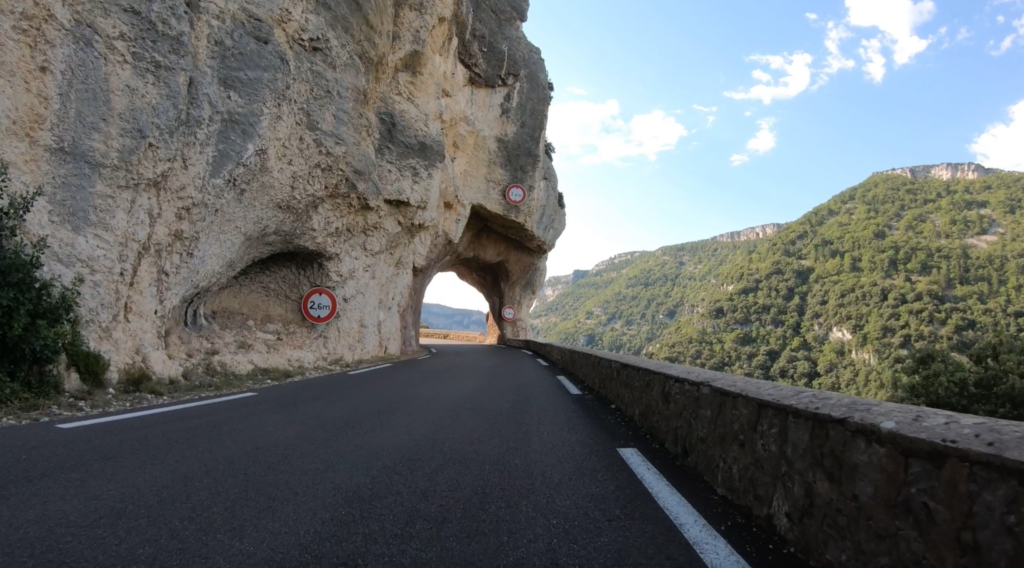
404;206;554;352
0;0;564;381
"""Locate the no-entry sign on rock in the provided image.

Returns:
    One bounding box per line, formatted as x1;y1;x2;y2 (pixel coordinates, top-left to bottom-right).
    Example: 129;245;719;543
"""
505;184;527;206
302;287;338;325
501;305;517;322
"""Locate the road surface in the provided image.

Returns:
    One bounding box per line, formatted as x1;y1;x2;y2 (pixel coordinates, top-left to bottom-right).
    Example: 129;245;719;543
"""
0;343;808;567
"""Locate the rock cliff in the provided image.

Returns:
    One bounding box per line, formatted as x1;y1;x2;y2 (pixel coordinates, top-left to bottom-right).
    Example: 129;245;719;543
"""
875;162;1004;181
710;223;784;243
0;0;564;380
532;270;582;312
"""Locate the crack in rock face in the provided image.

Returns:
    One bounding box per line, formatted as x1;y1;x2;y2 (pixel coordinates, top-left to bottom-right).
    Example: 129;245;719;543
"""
0;0;564;383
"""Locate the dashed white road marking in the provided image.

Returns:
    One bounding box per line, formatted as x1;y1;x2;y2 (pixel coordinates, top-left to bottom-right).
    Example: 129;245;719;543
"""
555;375;582;395
521;349;533;355
618;448;751;568
348;364;393;375
418;355;431;360
56;393;259;429
431;349;437;353
536;359;549;366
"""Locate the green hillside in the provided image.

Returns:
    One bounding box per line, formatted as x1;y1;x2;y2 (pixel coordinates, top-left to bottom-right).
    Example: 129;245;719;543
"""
532;240;758;354
534;169;1024;420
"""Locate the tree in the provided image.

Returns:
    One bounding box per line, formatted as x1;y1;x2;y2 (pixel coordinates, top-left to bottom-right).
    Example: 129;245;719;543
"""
0;159;106;402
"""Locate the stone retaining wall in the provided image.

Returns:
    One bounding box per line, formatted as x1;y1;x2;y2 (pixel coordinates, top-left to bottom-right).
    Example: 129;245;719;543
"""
419;330;485;343
508;340;1024;568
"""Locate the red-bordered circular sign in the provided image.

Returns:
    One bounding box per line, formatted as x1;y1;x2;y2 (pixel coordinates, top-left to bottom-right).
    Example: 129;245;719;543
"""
500;305;517;322
301;287;338;325
505;184;527;206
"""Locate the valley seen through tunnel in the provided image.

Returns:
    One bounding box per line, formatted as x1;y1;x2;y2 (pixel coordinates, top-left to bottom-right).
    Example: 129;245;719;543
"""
419;272;503;345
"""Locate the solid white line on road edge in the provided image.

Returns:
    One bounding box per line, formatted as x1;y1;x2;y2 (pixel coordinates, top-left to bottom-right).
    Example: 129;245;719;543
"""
521;349;533;355
348;364;393;375
418;355;432;360
56;393;259;429
618;448;751;568
556;375;582;395
536;359;549;366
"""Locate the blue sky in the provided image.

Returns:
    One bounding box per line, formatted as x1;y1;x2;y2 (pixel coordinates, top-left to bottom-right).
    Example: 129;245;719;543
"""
425;0;1024;312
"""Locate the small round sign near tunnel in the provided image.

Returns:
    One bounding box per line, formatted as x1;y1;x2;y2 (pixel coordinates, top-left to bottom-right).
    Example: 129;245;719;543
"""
501;305;517;322
505;184;527;206
302;287;338;325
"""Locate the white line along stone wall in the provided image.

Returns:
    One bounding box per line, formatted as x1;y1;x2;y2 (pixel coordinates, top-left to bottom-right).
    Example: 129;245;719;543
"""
509;339;1024;568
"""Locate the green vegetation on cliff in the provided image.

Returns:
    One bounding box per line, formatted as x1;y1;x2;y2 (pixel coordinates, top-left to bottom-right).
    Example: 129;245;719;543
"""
534;171;1024;420
0;159;108;403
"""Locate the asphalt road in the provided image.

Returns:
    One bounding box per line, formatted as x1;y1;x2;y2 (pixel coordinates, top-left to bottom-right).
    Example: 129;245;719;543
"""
0;344;809;568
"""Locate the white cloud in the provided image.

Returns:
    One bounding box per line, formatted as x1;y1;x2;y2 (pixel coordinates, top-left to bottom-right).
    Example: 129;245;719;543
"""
992;16;1024;55
859;38;887;82
751;69;774;83
806;13;819;21
998;15;1006;25
724;52;814;104
970;99;1024;171
845;0;937;66
815;22;857;86
706;116;716;127
956;27;972;41
692;105;718;113
730;119;777;166
746;119;778;153
565;87;588;96
547;99;689;165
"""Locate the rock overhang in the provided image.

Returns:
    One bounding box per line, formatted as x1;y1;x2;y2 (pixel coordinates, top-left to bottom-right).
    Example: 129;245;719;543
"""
0;0;564;381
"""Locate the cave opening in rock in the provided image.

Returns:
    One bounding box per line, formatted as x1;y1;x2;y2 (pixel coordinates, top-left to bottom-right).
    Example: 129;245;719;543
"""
182;249;329;334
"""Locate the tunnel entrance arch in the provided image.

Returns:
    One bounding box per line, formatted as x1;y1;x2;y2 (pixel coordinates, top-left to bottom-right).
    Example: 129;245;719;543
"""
421;272;499;344
401;208;549;353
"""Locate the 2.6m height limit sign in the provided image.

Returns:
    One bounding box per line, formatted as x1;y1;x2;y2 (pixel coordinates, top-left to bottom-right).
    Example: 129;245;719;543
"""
302;287;338;325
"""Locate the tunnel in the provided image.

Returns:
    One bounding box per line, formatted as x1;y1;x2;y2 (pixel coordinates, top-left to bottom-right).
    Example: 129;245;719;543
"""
401;207;549;353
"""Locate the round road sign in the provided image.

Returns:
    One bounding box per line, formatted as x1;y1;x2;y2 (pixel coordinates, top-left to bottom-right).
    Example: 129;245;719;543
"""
302;287;338;325
501;305;517;322
505;184;527;206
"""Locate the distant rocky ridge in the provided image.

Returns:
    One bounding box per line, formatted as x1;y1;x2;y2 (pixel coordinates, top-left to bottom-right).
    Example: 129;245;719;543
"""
537;224;782;308
592;252;645;271
875;162;1004;181
710;223;785;243
420;304;487;333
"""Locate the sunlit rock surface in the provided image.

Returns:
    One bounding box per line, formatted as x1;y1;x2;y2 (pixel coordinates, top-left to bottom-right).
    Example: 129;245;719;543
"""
0;0;564;380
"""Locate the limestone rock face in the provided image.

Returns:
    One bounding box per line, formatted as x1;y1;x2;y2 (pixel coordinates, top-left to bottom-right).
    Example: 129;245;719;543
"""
877;162;1004;181
710;223;784;243
532;269;586;311
0;0;564;380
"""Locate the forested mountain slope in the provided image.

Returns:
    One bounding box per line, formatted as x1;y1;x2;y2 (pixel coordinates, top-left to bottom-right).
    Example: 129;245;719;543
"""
535;168;1024;419
531;239;759;354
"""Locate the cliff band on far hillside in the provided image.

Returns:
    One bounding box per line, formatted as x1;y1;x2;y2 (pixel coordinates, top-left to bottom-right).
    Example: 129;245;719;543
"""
874;162;1004;180
710;223;784;243
0;0;565;381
